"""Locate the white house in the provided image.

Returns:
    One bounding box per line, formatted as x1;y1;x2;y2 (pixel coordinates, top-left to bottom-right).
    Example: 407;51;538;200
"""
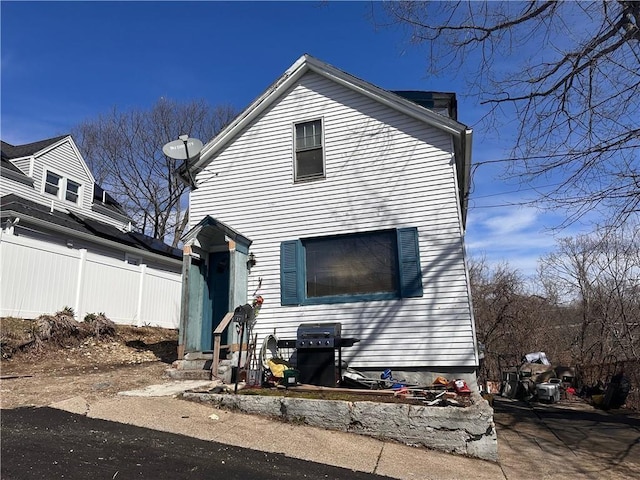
176;55;477;383
1;135;183;328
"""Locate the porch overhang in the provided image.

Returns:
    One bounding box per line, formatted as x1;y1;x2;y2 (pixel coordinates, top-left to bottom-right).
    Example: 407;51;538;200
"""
181;215;252;253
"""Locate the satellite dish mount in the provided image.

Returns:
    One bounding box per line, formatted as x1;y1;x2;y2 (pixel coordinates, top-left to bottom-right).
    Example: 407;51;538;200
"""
163;135;204;189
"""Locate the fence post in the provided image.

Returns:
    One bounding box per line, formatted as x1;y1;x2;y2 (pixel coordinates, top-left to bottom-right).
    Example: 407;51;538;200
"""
137;263;147;327
74;249;87;321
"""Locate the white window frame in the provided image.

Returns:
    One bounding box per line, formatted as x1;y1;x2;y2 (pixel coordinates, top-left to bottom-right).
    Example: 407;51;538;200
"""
65;179;81;204
294;118;325;182
43;169;83;205
44;170;62;197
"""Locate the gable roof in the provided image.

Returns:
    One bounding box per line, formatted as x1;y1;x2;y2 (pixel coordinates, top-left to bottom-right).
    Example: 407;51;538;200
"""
181;214;252;251
177;54;472;226
392;91;458;121
1;135;69;160
1;156;29;176
1;135;129;219
1;194;181;261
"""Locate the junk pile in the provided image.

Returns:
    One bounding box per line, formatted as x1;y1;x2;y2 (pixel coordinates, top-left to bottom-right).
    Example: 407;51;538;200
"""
499;351;632;409
225;321;475;407
500;352;575;404
586;371;631;410
340;368;473;406
579;356;631;410
255;339;474;406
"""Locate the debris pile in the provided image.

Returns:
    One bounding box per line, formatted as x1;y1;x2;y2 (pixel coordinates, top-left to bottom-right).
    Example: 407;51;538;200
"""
245;355;474;407
499;351;573;403
2;308;118;357
218;320;476;407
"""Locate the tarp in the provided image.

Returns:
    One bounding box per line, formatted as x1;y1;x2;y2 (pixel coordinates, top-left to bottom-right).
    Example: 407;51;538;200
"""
523;352;551;365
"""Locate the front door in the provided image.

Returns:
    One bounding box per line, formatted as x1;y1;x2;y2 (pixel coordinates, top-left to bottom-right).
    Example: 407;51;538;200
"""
201;251;230;351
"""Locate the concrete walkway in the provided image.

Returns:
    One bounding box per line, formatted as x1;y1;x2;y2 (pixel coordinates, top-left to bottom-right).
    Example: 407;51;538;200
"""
49;382;640;480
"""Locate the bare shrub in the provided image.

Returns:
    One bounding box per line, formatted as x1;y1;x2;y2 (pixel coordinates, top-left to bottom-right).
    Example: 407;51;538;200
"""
31;309;82;351
1;331;21;359
83;312;116;340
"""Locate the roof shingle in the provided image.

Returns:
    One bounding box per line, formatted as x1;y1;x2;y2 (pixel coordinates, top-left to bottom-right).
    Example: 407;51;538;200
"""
1;135;69;160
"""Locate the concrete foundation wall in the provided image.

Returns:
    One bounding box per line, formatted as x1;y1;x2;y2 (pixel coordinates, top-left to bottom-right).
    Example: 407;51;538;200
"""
182;391;498;462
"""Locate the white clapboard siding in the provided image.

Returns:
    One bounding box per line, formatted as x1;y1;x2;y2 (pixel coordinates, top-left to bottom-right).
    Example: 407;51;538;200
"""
0;233;181;329
190;71;475;368
11;157;32;175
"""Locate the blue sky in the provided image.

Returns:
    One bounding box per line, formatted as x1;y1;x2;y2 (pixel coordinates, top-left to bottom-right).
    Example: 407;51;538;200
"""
1;1;592;280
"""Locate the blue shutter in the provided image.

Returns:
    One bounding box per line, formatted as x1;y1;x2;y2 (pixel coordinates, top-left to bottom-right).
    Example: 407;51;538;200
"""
397;227;423;298
280;240;301;305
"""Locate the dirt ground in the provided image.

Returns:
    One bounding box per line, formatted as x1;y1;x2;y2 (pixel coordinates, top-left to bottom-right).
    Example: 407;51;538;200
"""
1;317;469;408
1;317;178;409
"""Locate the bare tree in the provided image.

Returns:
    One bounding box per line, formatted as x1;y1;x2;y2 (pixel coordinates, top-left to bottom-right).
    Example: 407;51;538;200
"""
469;257;569;382
538;224;640;368
73;98;237;246
384;1;640;226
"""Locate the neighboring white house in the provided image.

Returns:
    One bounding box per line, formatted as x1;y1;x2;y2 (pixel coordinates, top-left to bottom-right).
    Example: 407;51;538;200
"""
1;135;183;328
176;55;477;382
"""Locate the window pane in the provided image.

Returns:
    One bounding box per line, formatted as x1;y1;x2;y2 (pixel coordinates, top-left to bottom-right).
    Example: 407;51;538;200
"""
66;180;80;203
45;171;61;196
305;231;398;298
296;148;324;179
296;120;322;150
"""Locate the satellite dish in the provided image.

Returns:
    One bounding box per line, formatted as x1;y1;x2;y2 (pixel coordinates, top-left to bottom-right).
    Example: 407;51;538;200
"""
163;135;204;189
162;136;203;160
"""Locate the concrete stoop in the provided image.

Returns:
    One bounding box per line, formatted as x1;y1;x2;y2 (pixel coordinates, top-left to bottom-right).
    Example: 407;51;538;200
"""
165;357;235;382
181;390;498;462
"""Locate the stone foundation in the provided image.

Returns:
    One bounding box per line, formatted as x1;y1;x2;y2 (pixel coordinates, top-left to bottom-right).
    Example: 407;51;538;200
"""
181;390;498;462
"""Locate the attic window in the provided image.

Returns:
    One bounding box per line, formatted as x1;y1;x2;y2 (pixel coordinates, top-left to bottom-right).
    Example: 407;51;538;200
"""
66;180;81;203
44;169;82;204
44;171;62;197
294;119;324;182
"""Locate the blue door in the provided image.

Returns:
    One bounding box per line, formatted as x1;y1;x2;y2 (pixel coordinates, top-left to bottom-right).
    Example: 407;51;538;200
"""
200;251;230;351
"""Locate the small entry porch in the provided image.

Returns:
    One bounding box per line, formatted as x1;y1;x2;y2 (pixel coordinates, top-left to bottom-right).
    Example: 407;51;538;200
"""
175;215;253;375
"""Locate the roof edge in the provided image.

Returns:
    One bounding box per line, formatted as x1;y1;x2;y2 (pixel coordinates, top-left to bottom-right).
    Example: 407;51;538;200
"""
1;208;182;265
177;55;471;186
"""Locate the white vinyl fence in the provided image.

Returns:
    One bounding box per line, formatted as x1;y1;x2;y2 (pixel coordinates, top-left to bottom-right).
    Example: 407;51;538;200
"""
0;233;181;328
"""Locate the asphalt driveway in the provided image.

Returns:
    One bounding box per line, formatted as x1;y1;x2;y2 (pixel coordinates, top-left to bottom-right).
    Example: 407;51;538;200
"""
494;396;640;479
2;385;639;480
1;406;393;480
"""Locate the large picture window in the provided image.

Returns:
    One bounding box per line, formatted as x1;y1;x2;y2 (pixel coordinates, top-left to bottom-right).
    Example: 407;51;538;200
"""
280;227;423;305
305;231;397;298
294;119;324;181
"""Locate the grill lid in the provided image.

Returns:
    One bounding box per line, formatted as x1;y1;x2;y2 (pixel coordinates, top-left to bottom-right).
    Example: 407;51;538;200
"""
297;322;341;339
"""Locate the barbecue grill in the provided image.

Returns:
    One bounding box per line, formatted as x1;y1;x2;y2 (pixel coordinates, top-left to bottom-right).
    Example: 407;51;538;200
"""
295;322;359;387
296;322;341;348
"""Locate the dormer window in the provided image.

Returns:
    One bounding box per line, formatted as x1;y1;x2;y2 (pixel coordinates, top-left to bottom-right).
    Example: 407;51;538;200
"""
44;171;62;196
66;179;81;203
43;169;81;204
294;119;324;182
